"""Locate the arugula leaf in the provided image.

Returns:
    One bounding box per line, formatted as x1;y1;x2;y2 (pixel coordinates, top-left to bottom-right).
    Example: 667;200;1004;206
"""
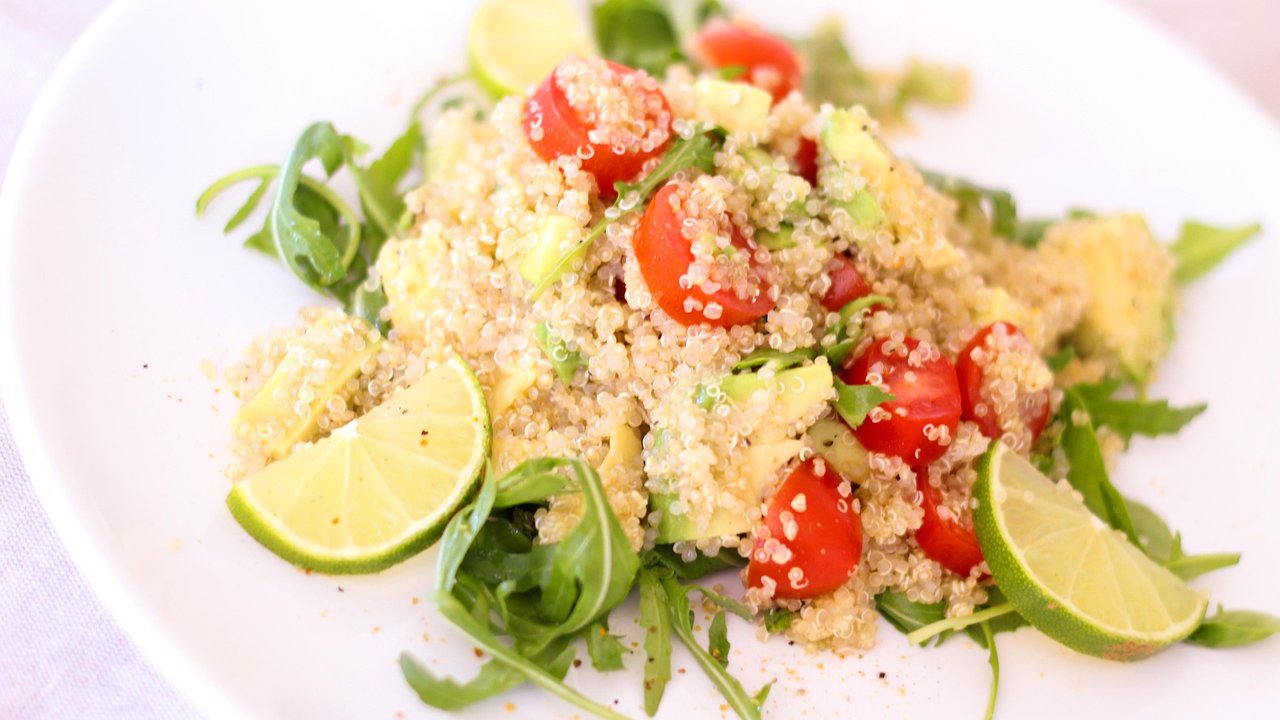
904;602;1018;647
1045;346;1075;373
921;170;1018;238
692;585;753;620
592;0;723;76
1059;388;1140;546
1163;550;1241;581
535;322;585;384
660;572;766;720
892;60;967;117
638;568;674;716
964;587;1028;648
979;622;1000;720
585;620;628;671
1184;607;1280;648
528;130;723;301
647;545;746;579
798;19;879;111
707;611;730;667
268;122;359;286
1123;497;1175;562
875;590;946;637
1072;379;1206;444
1171;220;1261;284
407;458;641;716
824;294;893;366
733;347;817;372
1009;209;1094;247
401;636;575;711
833;380;894;430
763;608;793;633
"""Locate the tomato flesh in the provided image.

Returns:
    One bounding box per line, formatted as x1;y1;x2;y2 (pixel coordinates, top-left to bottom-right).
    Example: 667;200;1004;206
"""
633;181;775;328
793;136;819;185
914;471;984;577
693;20;804;104
522;59;671;198
955;322;1051;449
820;254;873;311
747;458;863;600
840;337;962;465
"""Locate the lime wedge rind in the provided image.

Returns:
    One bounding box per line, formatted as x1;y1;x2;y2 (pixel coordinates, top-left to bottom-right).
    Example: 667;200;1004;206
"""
974;442;1207;661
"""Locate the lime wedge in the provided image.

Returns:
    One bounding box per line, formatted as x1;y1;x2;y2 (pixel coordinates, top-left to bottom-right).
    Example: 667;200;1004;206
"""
469;0;594;97
973;442;1207;660
227;355;490;574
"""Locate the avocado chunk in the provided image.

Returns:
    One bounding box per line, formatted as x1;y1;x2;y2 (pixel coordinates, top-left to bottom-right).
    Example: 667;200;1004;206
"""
234;312;382;461
1041;213;1175;384
653;439;804;543
806;417;870;487
694;78;772;137
653;362;835;542
518;213;580;286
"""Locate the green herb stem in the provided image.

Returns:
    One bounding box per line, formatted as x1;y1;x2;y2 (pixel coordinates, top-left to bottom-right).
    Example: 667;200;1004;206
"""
905;602;1017;646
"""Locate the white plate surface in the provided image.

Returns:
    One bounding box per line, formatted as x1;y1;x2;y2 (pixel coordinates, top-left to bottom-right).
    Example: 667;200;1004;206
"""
2;0;1279;717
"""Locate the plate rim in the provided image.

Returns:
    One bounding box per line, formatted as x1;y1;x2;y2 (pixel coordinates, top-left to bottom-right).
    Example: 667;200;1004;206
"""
1;1;1278;718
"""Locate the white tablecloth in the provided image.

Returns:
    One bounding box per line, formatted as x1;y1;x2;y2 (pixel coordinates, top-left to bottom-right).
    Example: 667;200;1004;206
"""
0;0;1276;717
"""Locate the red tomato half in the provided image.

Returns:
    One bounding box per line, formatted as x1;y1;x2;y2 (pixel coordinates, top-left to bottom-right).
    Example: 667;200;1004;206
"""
914;471;984;577
955;322;1051;449
793;136;819;185
633;182;775;328
693;20;804;104
819;254;873;312
840;337;962;465
522;59;671;198
747;458;863;600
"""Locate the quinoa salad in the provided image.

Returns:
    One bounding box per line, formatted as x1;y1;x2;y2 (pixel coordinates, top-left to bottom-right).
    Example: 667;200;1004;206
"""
198;1;1275;717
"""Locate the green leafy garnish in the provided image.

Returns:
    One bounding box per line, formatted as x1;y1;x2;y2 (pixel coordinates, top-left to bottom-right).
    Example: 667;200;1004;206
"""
535;322;585;384
401;458;639;718
1171;220;1261;284
799;20;964;125
1059;388;1140;546
1071;379;1206;444
585;621;629;671
528;130;723;301
875;590;946;637
638;568;674;716
903;602;1018;647
921;170;1018;238
1044;346;1076;373
824;294;893;367
1123;497;1241;580
763;608;793;633
832;380;894;430
197;119;424;331
707;611;730;666
1185;607;1280;648
592;0;724;76
732;347;818;372
648;545;747;580
1009;208;1095;247
979;622;1000;720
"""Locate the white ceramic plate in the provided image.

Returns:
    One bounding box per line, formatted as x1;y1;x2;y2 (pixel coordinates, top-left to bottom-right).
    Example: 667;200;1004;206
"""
3;0;1280;717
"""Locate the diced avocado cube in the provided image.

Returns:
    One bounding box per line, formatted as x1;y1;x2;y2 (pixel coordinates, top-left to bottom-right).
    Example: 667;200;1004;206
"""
534;322;583;384
653;439;804;542
234;313;382;461
806;417;869;487
694;78;773;137
518;214;580;286
837;189;885;228
1041;213;1175;384
702;363;834;434
821;109;893;174
755;224;796;250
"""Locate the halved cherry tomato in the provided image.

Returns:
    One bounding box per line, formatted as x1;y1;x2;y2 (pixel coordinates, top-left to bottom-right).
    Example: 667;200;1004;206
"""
522;58;671;198
793;136;819;185
820;254;873;312
840;336;962;465
633;181;775;327
914;471;984;577
693;20;804;104
955;322;1051;448
747;457;863;600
